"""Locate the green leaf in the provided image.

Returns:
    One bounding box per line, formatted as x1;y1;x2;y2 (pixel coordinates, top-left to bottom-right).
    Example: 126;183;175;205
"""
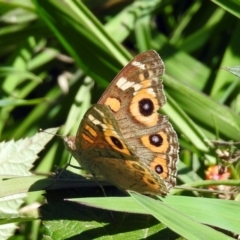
211;0;240;19
71;194;240;236
0;127;58;176
222;65;240;78
0;128;58;239
40;191;172;239
130;192;235;240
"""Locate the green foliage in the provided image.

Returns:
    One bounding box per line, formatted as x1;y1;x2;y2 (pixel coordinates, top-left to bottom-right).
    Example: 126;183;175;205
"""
0;128;58;239
1;0;240;239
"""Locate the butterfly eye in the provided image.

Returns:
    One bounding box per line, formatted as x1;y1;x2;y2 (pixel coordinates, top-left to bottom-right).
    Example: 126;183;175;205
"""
138;98;154;116
149;134;163;147
110;136;123;149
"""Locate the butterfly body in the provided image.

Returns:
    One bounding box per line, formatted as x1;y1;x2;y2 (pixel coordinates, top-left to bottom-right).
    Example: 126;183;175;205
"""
65;50;178;195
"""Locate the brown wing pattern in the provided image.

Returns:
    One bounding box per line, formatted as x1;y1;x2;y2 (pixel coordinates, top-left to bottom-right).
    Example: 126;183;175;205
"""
66;50;178;195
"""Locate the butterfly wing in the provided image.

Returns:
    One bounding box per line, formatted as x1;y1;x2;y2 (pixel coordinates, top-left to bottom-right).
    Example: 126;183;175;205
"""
70;104;169;195
98;50;179;192
65;50;178;195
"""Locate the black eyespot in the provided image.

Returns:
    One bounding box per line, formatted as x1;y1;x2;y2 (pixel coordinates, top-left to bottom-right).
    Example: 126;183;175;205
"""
149;134;163;147
138;98;154;116
155;165;163;174
143;71;149;78
110;136;123;149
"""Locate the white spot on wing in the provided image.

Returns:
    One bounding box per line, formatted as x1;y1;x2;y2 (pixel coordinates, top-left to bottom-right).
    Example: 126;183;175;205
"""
116;77;127;88
132;61;146;70
117;77;141;91
88;114;100;123
148;70;153;77
147;88;156;97
133;83;141;91
93;107;104;117
168;146;174;155
88;114;107;128
121;81;135;91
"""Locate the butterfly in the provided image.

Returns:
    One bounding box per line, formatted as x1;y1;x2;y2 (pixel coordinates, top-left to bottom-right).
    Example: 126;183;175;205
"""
64;50;179;195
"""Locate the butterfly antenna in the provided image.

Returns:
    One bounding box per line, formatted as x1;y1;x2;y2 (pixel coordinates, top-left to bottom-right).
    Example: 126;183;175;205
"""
39;128;63;138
